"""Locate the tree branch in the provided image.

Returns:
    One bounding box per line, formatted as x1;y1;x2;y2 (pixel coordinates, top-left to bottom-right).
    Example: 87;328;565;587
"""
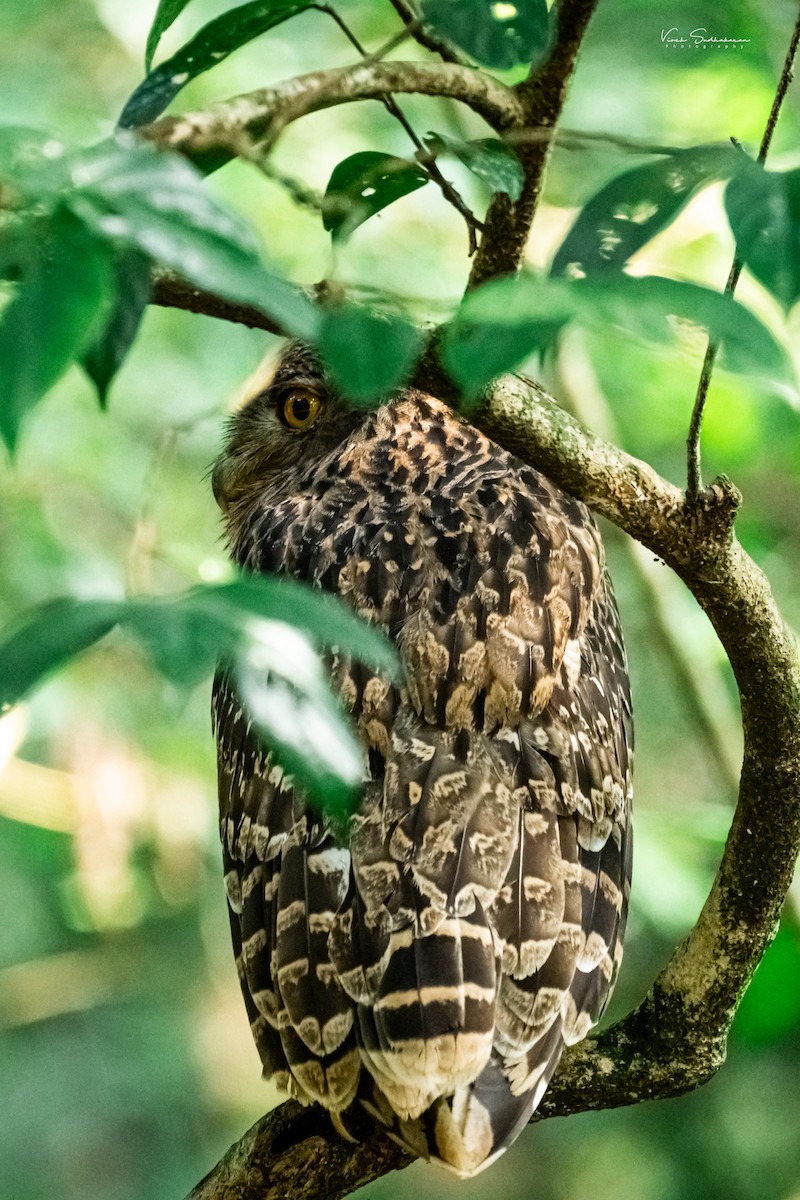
555;332;741;792
143;22;798;1197
188;1102;412;1200
466;0;600;289
182;369;800;1199
483;381;800;1116
150;272;288;332
142;62;524;167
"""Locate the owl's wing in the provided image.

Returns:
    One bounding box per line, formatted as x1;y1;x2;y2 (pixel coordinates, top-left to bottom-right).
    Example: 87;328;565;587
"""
441;580;632;1174
214;675;363;1110
329;578;632;1176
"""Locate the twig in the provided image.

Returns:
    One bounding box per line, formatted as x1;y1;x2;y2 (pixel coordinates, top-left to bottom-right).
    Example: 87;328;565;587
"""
505;126;691;156
150;272;289;333
385;0;468;64
686;3;800;500
361;24;416;65
467;0;600;289
313;7;484;251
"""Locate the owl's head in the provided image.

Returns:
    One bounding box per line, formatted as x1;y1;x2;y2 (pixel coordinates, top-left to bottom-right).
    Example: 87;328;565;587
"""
212;341;365;521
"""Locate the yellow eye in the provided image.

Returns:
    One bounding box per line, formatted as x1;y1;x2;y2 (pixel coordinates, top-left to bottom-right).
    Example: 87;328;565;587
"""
280;388;323;431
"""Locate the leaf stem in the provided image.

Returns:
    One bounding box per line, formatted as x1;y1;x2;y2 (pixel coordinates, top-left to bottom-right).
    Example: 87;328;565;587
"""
686;3;800;501
313;4;483;251
385;0;467;64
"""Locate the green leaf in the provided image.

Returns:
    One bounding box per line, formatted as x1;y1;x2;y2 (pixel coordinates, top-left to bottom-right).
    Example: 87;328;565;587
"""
421;0;553;69
440;271;791;401
441;273;575;399
0;580;398;707
551;143;743;278
145;0;195;72
205;576;400;677
0;215;42;281
123;594;226;686
425;131;523;200
82;250;152;407
318;305;423;405
125;0;315;129
725;162;800;313
322;151;428;240
0;576;399;821
1;131;317;340
576;274;791;379
0;208;114;451
67;140;318;340
234;624;363;818
0;599;121;710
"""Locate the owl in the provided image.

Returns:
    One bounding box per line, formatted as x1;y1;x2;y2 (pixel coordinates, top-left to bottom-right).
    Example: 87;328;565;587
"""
211;342;633;1177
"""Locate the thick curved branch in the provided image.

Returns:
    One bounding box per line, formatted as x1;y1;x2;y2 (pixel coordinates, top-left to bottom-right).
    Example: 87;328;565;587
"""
142;62;524;167
188;1102;412;1200
482;379;800;1072
184;369;800;1198
467;0;600;288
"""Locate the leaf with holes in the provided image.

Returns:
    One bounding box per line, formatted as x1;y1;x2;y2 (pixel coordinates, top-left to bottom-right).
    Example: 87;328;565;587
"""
0;209;114;451
725;162;800;313
421;0;554;69
551;143;743;278
124;0;316;128
441;270;792;402
318;305;423;405
322;151;429;240
426;131;523;200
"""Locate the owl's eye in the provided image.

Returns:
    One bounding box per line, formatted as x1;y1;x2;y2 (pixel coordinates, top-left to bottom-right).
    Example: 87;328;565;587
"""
280;388;324;431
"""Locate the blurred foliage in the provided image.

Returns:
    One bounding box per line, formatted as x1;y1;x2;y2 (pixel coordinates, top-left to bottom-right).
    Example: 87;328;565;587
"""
1;2;800;1200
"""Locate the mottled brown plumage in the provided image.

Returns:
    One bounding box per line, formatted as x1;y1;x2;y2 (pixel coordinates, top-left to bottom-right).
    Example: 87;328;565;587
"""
212;343;633;1176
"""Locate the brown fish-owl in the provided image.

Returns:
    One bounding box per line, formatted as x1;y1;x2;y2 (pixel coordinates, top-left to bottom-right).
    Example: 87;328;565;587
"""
211;343;633;1177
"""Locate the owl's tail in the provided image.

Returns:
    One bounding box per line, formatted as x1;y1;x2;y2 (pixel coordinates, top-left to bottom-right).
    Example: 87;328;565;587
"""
359;1027;565;1178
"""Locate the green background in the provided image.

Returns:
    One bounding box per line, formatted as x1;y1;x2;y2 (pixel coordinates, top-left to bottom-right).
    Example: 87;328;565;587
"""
1;1;800;1198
